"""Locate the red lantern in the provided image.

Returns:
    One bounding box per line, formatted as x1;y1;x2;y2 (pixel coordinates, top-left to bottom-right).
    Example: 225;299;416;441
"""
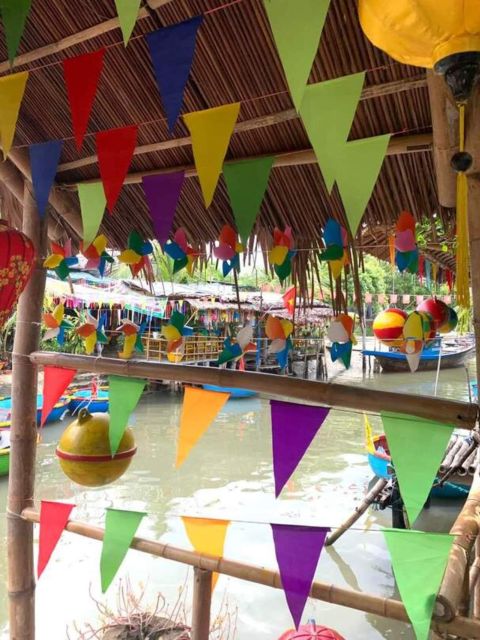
0;222;35;329
279;623;345;639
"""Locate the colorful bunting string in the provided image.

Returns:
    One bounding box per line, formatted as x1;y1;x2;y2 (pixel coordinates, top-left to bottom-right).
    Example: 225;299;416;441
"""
41;366;76;427
182;516;230;590
0;71;28;159
38;500;75;578
143;172;185;245
29;140;63;218
96;125;138;213
108;375;146;455
78;182;106;250
114;0;141;46
0;0;32;63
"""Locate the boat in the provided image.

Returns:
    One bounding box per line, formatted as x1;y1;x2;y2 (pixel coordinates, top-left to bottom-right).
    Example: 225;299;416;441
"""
202;384;258;399
368;433;469;499
0;430;9;477
68;388;109;413
0;394;70;429
363;342;474;372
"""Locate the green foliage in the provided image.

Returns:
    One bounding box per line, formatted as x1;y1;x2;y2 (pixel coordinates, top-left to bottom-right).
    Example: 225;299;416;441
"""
455;305;472;335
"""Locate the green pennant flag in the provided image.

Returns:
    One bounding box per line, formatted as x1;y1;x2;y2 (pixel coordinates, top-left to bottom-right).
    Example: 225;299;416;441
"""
100;508;146;592
78;182;106;250
299;73;365;192
114;0;141;46
223;156;274;245
109;376;146;456
264;0;330;110
381;412;454;525
0;0;32;63
383;530;454;640
336;135;391;236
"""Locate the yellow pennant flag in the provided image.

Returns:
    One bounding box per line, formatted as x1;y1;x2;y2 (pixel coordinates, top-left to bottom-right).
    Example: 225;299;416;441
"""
184;103;240;207
182;516;230;590
364;413;375;454
176;387;230;467
0;71;28;159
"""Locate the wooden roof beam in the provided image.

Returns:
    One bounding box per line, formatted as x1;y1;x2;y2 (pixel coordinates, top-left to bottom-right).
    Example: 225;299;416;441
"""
57;75;427;173
64;132;433;188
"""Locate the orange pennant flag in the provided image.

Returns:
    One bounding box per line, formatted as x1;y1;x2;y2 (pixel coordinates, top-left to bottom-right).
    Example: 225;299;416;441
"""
176;387;230;467
182;516;230;590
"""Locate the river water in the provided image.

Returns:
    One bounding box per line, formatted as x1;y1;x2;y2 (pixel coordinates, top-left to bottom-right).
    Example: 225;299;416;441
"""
0;355;475;639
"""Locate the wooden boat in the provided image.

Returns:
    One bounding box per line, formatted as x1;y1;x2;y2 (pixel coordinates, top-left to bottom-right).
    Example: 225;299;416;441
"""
68;388;109;413
202;384;258;398
363;343;474;372
0;394;70;429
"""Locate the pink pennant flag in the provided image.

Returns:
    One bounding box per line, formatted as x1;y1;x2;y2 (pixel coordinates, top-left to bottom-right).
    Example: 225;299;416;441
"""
41;366;76;427
377;294;385;305
416;295;424;304
97;125;138;213
365;293;372;303
402;294;410;304
390;294;398;304
38;501;75;578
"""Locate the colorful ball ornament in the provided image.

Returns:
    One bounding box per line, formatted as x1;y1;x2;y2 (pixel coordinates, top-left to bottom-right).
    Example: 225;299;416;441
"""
279;622;345;640
372;308;408;346
56;409;136;487
439;306;458;333
416;298;449;330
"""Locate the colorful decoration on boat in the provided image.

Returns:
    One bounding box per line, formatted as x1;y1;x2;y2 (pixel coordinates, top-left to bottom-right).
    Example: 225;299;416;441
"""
56;408;136;486
319;218;349;279
81;234;114;277
41;366;76;428
101;509;146;592
214;224;244;277
327;314;356;369
217;325;256;365
0;71;29;159
0;221;35;329
117;320;146;360
37;500;75;579
109;376;146;455
161;311;194;355
182;516;230;590
394;211;418;273
269;227;296;284
266;315;293;369
163;228;198;275
278;622;345;640
76;311;108;355
119;230;154;280
372;308;407;347
43;240;78;281
42;303;72;345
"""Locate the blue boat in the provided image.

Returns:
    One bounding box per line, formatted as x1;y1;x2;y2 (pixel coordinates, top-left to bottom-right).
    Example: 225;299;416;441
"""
202;384;258;399
363;343;474;372
68;389;109;413
0;394;70;429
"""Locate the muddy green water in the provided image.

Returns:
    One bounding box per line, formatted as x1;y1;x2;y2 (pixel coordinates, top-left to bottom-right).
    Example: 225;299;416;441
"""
0;356;475;639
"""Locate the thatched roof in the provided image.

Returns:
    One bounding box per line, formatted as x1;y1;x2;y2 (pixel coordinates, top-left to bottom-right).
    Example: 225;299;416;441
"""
0;0;454;290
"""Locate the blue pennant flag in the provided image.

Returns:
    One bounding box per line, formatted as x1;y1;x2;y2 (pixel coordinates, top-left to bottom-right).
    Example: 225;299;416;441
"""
29;140;64;218
146;16;203;131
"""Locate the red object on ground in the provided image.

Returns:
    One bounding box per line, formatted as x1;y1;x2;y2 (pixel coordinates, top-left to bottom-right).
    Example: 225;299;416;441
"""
278;623;345;639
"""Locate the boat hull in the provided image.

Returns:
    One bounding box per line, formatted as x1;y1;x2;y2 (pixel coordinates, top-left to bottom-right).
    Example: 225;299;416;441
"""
0;395;69;429
202;384;258;399
363;345;474;372
68;389;109;413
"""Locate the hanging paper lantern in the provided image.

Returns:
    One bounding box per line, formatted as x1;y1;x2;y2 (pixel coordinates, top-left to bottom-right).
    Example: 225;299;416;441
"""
279;622;345;639
416;297;449;331
56;409;136;487
0;222;35;329
372;308;407;347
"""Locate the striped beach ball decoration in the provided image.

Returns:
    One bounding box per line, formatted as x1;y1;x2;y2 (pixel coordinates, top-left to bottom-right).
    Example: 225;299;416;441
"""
372;308;408;346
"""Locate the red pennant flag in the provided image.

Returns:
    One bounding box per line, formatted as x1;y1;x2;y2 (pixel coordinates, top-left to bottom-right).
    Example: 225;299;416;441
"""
63;49;105;150
41;366;76;427
38;501;75;578
96;125;138;213
282;285;296;316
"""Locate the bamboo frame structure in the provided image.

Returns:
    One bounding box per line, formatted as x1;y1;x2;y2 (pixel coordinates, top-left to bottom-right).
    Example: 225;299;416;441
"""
29;351;477;428
191;569;212;640
19;507;480;638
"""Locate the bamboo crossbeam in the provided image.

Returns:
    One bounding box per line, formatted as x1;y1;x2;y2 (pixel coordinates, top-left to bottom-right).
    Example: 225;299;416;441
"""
57;76;427;174
64;133;433;188
20;508;480;637
29;352;477;428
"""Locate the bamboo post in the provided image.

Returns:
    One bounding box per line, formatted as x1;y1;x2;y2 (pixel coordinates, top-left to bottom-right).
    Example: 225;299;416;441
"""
7;184;47;640
191;568;212;640
474;536;480;618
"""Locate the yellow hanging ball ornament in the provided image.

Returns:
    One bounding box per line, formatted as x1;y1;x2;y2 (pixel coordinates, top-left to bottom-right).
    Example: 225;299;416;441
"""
56;409;136;487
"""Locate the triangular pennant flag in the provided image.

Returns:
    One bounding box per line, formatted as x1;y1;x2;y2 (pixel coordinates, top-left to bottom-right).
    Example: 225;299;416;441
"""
182;516;230;590
114;0;141;46
184;103;240;207
108;376;146;455
271;400;329;497
223;156;274;245
100;508;145;592
299;73;365;192
41;366;76;427
63;49;105;150
38;500;75;578
335;135;391;236
78;181;106;249
146;16;203;131
383;530;454;640
29;140;63;218
264;0;330;110
142;171;185;245
381;412;454;525
176;387;230;467
271;524;329;629
0;71;28;159
96;125;137;212
0;0;32;63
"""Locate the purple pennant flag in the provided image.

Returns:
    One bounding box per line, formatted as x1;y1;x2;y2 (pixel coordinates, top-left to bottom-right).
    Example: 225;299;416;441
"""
146;16;203;131
270;400;330;497
272;524;329;629
29;140;64;218
142;172;185;245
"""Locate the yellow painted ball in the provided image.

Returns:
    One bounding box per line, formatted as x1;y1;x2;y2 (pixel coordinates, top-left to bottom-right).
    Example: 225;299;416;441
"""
56;409;136;487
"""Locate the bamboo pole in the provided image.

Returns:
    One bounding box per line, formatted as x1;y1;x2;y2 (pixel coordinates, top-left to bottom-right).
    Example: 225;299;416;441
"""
191;568;212;640
29;351;477;428
8;185;47;640
20;507;480;638
474;536;480;618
